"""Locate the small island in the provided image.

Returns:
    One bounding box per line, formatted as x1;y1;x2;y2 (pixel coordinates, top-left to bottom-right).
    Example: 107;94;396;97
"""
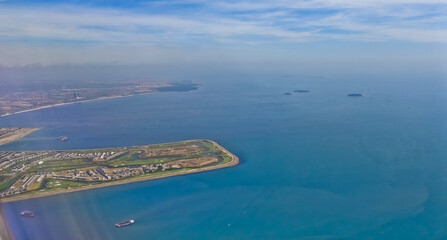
0;140;238;202
293;90;310;93
0;128;40;146
284;92;292;96
347;93;362;97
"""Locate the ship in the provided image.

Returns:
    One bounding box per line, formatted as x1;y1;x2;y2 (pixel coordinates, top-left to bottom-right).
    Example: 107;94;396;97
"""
20;211;35;217
57;136;69;141
115;219;134;228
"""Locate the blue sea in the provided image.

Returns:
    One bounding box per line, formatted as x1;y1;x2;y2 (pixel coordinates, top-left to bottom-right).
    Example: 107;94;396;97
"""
1;72;446;239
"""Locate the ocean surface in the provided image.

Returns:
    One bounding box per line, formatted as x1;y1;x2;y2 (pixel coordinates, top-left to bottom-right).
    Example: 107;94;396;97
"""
1;72;446;239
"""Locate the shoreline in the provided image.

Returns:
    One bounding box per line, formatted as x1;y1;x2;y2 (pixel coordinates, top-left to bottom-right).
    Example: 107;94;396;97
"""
0;140;239;203
0;128;41;146
0;92;155;118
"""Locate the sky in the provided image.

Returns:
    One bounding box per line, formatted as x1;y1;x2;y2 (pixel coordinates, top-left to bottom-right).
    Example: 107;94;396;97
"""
0;0;446;70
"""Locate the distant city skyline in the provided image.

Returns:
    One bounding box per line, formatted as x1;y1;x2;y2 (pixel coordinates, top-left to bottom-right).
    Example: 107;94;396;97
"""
0;0;446;67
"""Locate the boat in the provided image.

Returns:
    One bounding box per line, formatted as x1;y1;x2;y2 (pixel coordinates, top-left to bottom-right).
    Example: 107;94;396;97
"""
57;136;69;141
115;219;134;228
20;211;35;217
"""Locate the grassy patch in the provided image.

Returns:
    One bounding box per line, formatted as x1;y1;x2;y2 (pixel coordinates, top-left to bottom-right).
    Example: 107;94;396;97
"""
221;154;232;164
28;159;95;172
0;175;21;192
45;179;98;191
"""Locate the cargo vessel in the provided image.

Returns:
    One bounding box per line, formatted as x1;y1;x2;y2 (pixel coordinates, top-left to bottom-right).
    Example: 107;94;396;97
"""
115;219;134;228
20;211;35;217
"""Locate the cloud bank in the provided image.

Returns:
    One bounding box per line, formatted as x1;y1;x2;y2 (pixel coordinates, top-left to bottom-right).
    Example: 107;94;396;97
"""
0;0;445;65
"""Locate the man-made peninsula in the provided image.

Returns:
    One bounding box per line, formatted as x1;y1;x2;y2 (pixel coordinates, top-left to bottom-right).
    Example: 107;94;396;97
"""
0;128;40;146
0;140;238;202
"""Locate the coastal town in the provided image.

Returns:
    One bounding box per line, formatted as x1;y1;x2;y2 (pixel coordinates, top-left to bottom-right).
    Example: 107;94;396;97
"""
0;140;238;201
0;81;198;117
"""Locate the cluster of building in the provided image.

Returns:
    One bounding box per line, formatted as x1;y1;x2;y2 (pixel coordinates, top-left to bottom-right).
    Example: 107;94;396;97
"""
0;90;63;116
0;128;23;137
0;174;46;197
44;151;126;161
0;152;47;171
51;165;145;182
139;81;170;88
0;142;216;199
49;162;188;184
52;169;88;181
0;150;128;175
142;163;183;173
0;82;169;116
1;161;187;197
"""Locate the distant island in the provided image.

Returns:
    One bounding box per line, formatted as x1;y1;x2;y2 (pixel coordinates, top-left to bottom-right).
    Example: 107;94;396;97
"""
0;140;238;202
347;93;363;97
293;90;310;93
284;92;292;95
0;81;198;117
0;128;40;146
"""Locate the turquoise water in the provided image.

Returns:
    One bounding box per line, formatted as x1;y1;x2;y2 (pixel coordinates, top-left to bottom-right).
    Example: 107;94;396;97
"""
1;73;447;239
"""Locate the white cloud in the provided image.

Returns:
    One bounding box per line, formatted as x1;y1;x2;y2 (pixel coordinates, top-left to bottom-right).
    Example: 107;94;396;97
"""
0;1;445;65
0;1;445;44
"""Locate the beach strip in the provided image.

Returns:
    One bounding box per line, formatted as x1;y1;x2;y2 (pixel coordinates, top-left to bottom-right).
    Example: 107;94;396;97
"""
0;128;41;146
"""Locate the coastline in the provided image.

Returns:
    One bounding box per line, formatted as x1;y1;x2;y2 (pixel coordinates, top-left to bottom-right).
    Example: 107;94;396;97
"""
0;92;155;118
0;128;41;146
0;140;239;203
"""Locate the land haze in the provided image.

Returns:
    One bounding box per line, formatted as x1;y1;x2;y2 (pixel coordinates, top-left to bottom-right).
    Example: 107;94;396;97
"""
0;80;198;117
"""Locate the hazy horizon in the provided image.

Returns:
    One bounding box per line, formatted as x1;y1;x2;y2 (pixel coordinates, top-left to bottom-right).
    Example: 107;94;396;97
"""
0;0;445;70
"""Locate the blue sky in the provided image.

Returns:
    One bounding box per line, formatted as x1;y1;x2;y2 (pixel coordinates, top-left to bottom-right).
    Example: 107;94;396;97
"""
0;0;446;66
